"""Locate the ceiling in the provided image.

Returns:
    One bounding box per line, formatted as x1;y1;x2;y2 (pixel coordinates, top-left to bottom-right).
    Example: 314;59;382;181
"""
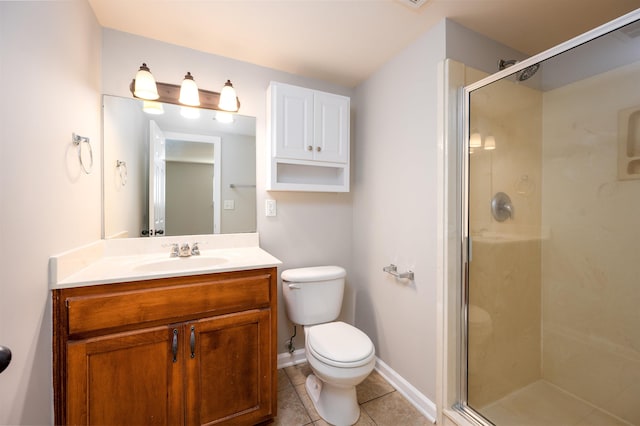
88;0;640;88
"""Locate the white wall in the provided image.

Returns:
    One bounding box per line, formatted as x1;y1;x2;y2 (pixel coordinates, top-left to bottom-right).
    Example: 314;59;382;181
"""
103;95;147;238
101;28;355;359
0;1;102;424
352;18;533;408
352;21;446;402
219;133;257;233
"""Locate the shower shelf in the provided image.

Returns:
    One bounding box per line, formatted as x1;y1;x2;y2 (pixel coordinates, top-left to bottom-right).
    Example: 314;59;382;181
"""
618;106;640;180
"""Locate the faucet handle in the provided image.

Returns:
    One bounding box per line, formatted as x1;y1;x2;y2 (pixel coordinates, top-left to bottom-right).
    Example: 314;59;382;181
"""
191;242;200;256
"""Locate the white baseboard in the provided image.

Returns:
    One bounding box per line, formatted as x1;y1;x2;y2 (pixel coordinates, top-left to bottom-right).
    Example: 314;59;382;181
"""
373;357;437;424
277;348;307;369
276;349;436;423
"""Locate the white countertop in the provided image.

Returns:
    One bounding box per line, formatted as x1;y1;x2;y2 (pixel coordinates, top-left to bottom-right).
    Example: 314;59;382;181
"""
49;233;282;289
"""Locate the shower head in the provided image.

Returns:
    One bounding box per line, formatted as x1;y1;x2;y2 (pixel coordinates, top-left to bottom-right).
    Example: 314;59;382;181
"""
498;59;518;69
498;59;540;81
516;63;540;81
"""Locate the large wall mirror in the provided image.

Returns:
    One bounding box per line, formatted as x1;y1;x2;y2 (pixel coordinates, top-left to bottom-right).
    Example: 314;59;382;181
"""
102;95;256;239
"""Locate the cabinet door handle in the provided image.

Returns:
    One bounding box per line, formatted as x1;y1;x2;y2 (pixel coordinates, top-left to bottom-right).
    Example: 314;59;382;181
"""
316;146;322;152
172;329;178;363
307;145;313;151
190;326;196;358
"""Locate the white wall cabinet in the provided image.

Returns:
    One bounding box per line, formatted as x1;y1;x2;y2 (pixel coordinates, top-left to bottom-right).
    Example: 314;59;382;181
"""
267;82;350;192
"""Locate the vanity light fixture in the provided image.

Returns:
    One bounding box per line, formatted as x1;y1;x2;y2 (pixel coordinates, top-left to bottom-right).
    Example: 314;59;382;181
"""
179;72;200;107
469;131;482;148
129;63;241;112
133;63;159;100
484;135;496;150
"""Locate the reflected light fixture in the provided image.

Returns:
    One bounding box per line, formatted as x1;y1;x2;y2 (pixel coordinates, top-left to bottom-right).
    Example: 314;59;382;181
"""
133;63;159;100
218;80;239;112
215;111;234;123
181;106;201;119
179;72;200;107
469;131;482;148
484;135;496;150
142;100;164;115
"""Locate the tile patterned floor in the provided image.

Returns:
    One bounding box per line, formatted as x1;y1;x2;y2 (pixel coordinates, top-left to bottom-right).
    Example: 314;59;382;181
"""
274;363;432;426
478;380;632;426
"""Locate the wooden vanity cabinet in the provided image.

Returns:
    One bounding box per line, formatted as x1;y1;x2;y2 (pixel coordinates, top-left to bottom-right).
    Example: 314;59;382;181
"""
53;267;277;426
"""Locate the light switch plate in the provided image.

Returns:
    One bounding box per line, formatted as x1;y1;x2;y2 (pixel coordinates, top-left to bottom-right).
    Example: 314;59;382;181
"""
223;200;235;210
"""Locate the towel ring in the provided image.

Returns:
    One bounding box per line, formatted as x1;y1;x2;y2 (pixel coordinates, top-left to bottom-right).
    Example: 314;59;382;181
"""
72;133;93;174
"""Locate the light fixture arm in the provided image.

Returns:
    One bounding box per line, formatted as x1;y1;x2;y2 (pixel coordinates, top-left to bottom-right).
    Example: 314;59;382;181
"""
129;79;240;112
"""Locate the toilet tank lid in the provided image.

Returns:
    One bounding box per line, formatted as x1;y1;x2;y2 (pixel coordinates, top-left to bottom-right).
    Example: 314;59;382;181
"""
281;266;346;282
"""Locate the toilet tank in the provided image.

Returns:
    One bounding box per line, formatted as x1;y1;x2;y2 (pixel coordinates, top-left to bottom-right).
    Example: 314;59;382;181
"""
281;266;346;325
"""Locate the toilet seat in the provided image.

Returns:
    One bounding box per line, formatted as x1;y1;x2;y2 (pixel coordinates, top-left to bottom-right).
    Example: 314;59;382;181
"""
307;321;375;368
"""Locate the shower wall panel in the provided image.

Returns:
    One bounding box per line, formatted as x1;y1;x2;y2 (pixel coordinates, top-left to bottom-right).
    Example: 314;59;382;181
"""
541;61;640;425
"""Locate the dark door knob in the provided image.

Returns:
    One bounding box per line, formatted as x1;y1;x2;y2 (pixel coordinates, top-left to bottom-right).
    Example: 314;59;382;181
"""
0;346;11;374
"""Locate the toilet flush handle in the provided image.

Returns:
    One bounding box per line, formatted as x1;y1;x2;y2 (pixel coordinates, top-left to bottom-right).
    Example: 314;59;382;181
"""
287;283;301;290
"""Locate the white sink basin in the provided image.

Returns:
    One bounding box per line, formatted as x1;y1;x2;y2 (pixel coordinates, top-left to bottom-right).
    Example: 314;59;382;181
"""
133;256;228;273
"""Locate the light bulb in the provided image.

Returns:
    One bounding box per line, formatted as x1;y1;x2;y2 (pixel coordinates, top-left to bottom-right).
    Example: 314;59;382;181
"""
218;80;238;112
179;72;200;106
133;63;159;100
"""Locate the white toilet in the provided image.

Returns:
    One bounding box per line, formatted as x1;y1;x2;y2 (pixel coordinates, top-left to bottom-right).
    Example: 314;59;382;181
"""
282;266;375;426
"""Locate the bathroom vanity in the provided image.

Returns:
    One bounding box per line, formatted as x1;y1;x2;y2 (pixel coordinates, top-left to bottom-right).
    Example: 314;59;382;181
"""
50;234;280;425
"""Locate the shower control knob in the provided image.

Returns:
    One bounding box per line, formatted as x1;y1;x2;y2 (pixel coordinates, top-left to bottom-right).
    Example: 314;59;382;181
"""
491;192;513;222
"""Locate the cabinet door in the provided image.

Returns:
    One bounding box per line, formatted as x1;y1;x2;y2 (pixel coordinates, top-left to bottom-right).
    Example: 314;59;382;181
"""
185;309;273;426
66;326;183;425
272;83;314;160
314;91;350;163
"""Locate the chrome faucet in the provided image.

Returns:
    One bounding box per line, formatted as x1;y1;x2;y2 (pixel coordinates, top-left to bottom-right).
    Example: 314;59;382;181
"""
169;242;201;257
179;243;191;257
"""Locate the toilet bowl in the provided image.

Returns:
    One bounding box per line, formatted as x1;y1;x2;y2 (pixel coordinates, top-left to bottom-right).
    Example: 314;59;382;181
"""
304;323;375;425
282;266;375;425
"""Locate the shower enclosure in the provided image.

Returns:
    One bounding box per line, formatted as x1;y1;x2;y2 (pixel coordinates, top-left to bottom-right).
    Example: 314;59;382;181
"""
456;11;640;426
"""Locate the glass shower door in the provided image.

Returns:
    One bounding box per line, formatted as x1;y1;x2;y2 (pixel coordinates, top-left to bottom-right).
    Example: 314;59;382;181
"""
463;16;640;426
